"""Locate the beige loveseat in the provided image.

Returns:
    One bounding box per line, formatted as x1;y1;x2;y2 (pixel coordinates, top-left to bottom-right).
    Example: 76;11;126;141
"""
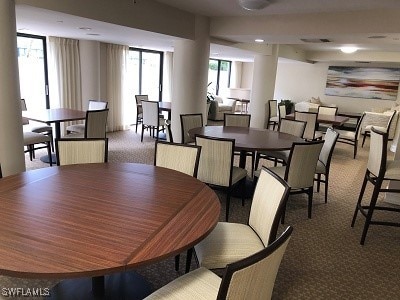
208;96;237;121
361;109;399;140
294;97;336;113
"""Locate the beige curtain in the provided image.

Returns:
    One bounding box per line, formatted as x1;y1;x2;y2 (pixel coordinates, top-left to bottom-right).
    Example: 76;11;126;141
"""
106;43;129;131
48;37;82;110
163;51;173;102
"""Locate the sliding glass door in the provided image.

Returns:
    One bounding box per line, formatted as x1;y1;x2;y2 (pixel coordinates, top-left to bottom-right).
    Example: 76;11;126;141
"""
17;33;50;109
208;59;231;97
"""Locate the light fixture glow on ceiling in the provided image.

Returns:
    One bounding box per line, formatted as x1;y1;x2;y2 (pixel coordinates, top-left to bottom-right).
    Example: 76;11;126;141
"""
340;46;358;54
238;0;270;10
255;39;264;43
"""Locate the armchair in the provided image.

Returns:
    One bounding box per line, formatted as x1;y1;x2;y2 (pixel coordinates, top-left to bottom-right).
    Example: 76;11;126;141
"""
208;96;237;121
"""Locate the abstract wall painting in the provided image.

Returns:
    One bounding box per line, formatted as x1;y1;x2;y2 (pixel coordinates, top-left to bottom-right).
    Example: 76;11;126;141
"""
325;66;400;100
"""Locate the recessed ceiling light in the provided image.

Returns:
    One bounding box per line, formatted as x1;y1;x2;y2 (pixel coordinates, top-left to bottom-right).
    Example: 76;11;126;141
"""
56;20;63;23
368;35;386;39
86;33;100;36
79;27;92;31
340;46;358;54
255;39;264;43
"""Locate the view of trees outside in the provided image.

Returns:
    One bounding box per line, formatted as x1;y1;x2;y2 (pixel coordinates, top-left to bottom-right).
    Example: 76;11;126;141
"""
208;59;231;97
17;36;47;110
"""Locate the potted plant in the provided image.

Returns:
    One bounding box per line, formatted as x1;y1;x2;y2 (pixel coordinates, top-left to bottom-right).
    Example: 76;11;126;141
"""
280;99;294;114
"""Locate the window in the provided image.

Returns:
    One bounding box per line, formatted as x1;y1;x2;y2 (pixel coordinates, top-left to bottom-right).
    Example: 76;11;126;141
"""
208;59;231;97
17;33;50;109
127;48;163;101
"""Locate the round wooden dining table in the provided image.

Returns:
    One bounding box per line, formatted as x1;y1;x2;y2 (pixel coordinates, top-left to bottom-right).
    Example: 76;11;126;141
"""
0;163;220;299
189;126;304;168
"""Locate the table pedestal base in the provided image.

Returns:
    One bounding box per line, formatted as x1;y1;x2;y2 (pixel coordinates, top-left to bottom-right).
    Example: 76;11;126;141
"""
40;154;57;165
49;271;152;300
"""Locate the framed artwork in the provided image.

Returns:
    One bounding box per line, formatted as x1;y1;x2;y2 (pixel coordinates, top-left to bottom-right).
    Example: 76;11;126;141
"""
325;66;400;100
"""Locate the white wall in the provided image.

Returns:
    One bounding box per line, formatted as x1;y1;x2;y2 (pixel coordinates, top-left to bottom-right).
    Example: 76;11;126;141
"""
274;60;400;113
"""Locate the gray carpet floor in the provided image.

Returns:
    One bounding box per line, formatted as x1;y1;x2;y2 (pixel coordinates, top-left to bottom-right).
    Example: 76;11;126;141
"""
5;126;400;299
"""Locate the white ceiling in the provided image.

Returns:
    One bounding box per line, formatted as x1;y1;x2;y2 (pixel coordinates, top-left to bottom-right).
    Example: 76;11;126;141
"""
15;0;400;62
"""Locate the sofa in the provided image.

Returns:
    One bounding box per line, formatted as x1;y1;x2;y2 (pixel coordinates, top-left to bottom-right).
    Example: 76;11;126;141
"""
208;96;237;121
294;97;336;113
361;109;399;140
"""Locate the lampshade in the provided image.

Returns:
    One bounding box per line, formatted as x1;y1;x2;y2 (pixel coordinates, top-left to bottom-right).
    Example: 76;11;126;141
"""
238;0;271;10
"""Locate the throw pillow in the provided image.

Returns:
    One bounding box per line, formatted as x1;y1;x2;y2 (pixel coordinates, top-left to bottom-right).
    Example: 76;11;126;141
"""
310;97;321;104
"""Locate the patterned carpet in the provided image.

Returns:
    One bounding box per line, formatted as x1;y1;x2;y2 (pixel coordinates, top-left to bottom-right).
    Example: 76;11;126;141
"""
4;127;400;299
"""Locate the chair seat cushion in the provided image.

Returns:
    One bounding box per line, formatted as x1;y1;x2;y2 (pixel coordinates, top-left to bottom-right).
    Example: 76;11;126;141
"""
364;125;386;132
385;160;400;180
66;124;85;134
23;132;51;145
144;267;220;299
31;125;52;134
315;160;326;175
218;105;234;112
194;222;264;269
335;129;355;140
232;166;247;185
270;116;279;122
259;150;289;163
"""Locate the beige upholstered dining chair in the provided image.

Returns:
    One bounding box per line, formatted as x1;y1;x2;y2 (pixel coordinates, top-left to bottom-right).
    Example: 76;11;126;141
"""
256;140;324;221
23;132;53;166
66;109;109;139
66;100;108;134
278;103;286;125
180;113;203;144
135;95;148;133
56;138;108;166
294;111;323;140
351;127;400;245
193;167;289;272
195;135;247;222
145;226;293;300
165;119;173;142
154;140;202;272
335;112;365;159
317;105;338;131
361;110;396;147
223;113;254;176
223;113;251;127
267;100;279;130
314;127;339;203
255;118;306;169
141;100;165;142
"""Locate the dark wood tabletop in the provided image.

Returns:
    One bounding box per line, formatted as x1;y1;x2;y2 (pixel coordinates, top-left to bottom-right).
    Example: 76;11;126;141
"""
189;126;304;152
0;163;220;279
286;113;349;126
22;108;86;139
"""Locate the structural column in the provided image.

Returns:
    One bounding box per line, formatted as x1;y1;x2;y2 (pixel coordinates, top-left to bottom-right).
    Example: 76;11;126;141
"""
249;46;279;128
171;16;210;142
0;0;25;175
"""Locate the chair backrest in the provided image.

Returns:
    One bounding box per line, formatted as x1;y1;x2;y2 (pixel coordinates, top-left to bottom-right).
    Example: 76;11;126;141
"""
278;104;286;122
135;95;149;106
142;100;160;127
318;106;337;116
217;226;293;300
56;138;108;166
279;118;306;138
249;167;290;246
88;100;108;110
319;127;339;168
0;164;2;178
354;112;366;141
20;99;30;125
285;140;324;188
294;111;318;140
180;114;204;144
195;135;235;187
165;119;173;143
386;110;397;131
268;100;278;119
84;109;109;138
368;127;388;178
154;141;201;177
224;114;251;127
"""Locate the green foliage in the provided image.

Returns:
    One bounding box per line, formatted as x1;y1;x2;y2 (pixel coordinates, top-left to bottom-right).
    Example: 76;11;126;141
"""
280;99;294;114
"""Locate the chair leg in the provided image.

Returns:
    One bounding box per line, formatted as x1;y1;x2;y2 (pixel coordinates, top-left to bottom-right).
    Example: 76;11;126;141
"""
353;142;358;159
316;174;321;192
141;125;145;142
135;122;138;133
351;172;368;227
250;152;255;178
307;187;313;219
241;178;246;206
360;179;381;245
174;254;180;271
254;153;261;172
185;248;193;274
225;190;231;222
362;133;367;147
324;174;329;203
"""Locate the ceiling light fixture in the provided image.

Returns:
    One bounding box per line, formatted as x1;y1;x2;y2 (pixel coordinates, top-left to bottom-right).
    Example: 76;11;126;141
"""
340;46;358;54
238;0;271;10
255;39;264;43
